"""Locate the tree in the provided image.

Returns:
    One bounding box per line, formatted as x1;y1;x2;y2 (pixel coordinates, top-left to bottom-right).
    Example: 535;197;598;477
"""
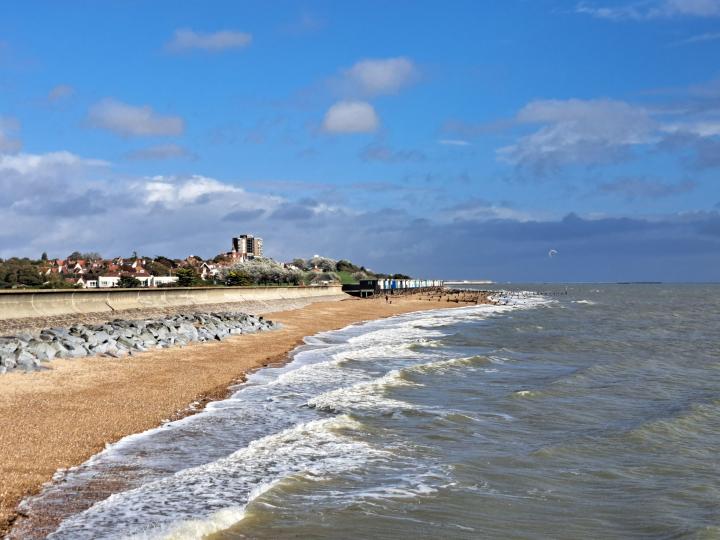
154;256;176;269
67;251;82;261
225;270;253;286
176;267;197;287
118;275;141;288
309;256;337;272
220;258;302;286
336;259;360;273
146;260;170;276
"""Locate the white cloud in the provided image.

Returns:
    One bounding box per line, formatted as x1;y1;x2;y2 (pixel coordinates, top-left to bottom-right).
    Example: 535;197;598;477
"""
438;139;471;146
142;175;242;207
0;151;107;176
576;0;720;20
498;99;656;171
337;57;418;97
48;84;74;102
322;101;379;133
0;151;109;216
88;98;184;137
0;151;285;257
661;119;720;136
166;29;252;52
0;117;22;153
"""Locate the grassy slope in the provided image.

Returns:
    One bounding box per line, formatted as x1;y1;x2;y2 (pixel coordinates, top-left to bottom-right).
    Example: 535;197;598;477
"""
337;271;358;285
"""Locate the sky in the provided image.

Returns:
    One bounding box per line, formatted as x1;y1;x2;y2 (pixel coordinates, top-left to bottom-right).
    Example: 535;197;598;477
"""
1;0;719;281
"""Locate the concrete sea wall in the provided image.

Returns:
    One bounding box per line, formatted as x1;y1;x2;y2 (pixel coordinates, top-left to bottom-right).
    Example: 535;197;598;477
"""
0;286;345;320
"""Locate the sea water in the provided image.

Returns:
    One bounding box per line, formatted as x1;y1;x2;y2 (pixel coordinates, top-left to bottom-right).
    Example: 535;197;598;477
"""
19;284;720;539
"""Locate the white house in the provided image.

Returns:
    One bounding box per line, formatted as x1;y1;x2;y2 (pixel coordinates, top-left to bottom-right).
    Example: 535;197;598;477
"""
98;275;121;288
151;276;179;286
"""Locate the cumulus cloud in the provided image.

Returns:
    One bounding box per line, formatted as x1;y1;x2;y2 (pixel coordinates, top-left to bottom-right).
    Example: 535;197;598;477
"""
88;98;185;137
125;144;195;161
322;101;379;133
48;84;74;102
0;148;718;281
576;0;720;20
0;151;109;222
0;151;106;182
338;57;418;97
0;151;285;257
498;99;656;172
0;117;22;153
166;29;252;52
141;175;244;208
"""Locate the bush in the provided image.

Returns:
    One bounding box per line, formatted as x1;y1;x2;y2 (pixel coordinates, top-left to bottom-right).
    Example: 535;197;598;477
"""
175;267;198;287
118;275;141;288
225;270;253;286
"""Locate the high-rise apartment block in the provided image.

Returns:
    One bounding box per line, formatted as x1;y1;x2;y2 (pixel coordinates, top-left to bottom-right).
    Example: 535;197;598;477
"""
231;234;263;260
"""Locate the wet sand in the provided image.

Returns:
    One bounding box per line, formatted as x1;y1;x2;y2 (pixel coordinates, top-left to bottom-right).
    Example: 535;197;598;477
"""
0;294;487;536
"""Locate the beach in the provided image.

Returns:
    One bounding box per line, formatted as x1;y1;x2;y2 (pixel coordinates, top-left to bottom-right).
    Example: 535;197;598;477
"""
0;293;487;537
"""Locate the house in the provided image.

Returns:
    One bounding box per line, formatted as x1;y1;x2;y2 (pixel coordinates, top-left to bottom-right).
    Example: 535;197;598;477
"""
98;274;121;288
200;262;219;280
72;260;87;275
151;276;179;286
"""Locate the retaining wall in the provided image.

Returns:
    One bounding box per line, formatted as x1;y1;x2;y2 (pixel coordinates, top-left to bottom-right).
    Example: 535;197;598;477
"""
0;286;345;320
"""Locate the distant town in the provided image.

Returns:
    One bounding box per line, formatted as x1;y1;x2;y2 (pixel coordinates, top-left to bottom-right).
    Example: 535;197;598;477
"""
0;234;414;290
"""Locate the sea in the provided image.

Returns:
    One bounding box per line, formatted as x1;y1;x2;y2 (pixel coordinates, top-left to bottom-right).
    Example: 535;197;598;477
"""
16;284;720;539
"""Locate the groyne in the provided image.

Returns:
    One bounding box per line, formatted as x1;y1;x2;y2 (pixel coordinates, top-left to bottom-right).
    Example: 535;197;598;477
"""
0;286;344;321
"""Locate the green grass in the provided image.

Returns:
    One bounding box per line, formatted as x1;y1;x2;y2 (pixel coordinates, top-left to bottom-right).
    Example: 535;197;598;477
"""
337;270;358;285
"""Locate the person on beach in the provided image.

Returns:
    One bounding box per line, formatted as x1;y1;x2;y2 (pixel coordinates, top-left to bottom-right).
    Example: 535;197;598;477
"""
385;294;389;303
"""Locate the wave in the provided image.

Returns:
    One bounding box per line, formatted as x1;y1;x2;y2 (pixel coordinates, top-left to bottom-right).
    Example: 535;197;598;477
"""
308;370;420;415
50;416;383;540
402;355;491;376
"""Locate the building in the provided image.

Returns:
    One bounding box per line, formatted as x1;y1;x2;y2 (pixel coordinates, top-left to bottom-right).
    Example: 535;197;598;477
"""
98;274;121;288
231;234;263;261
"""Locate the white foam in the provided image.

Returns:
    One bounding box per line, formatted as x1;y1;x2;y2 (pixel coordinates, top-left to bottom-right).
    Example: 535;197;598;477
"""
308;369;420;415
50;416;383;540
402;355;489;376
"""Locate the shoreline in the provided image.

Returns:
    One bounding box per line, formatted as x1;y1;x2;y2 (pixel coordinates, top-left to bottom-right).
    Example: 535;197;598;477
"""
0;293;490;537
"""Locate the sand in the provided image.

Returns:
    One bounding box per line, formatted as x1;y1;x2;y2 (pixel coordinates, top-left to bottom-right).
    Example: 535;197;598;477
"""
0;294;487;536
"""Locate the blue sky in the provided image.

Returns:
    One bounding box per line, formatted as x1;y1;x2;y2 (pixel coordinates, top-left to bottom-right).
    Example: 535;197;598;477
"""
1;0;719;281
